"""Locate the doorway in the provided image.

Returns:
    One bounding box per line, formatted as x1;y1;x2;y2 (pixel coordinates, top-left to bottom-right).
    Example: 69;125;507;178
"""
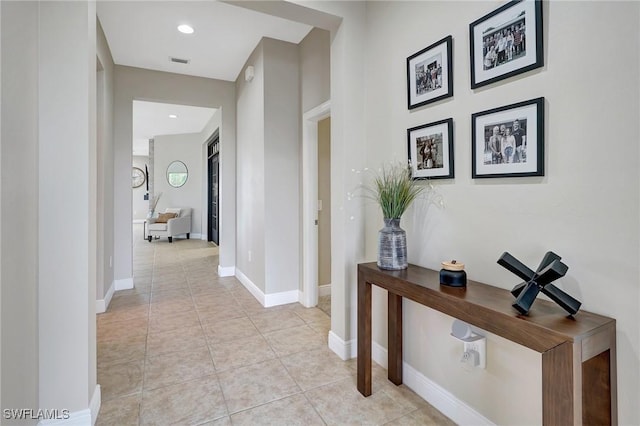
317;116;331;316
301;101;331;308
207;131;220;245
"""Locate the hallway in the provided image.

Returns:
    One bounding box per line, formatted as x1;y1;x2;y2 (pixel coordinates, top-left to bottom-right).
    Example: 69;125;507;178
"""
96;225;453;425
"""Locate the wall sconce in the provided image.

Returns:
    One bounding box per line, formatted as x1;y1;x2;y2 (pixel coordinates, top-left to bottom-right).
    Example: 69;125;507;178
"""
245;66;254;82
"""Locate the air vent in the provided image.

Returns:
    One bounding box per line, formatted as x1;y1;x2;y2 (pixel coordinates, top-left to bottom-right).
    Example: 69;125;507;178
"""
169;57;190;64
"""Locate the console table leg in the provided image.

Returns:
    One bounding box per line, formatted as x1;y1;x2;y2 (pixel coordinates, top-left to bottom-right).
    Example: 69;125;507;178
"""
542;341;575;425
388;293;403;385
357;277;372;396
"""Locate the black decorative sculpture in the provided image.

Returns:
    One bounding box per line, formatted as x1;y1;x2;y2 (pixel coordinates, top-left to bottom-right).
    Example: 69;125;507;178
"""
497;251;581;316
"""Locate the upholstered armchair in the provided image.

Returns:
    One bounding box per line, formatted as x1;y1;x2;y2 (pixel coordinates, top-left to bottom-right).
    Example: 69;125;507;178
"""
147;207;192;242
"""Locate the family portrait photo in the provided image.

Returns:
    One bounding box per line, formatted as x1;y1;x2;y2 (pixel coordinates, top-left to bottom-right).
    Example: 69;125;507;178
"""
482;18;526;70
415;54;443;95
408;118;454;179
407;35;453;109
470;0;543;89
482;118;527;165
472;97;544;178
416;132;444;170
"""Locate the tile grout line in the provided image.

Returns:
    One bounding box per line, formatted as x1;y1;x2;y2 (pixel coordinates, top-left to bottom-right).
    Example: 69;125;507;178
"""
101;225;449;426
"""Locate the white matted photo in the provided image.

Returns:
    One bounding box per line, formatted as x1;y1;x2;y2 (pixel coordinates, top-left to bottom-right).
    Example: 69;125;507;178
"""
470;0;543;89
407;36;453;109
408;118;454;179
472;97;544;178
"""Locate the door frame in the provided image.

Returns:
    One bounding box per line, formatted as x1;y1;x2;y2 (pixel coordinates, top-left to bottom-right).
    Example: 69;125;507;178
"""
301;101;330;308
206;130;220;244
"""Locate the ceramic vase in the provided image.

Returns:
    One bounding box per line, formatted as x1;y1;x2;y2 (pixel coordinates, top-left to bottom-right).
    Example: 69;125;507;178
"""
377;218;407;270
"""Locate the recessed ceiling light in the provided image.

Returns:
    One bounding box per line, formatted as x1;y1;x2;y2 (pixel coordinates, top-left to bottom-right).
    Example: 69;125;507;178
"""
177;24;194;34
169;114;178;119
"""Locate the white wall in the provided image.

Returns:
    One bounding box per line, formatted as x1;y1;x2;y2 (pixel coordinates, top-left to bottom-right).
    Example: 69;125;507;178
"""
38;0;97;416
97;18;115;301
264;38;301;295
2;3;101;420
1;2;39;422
235;38;302;298
236;42;266;292
153;133;203;236
0;0;3;414
113;66;236;285
363;1;639;425
299;27;331;289
270;0;368;343
132;155;149;221
322;1;368;346
300;27;330;113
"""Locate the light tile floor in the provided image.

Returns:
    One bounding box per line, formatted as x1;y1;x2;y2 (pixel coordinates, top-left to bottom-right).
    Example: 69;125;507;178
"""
96;225;455;425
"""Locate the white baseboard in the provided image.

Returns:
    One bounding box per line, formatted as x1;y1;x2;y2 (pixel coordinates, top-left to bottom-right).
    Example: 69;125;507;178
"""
404;363;494;425
235;268;266;305
37;385;100;426
235;268;299;308
190;233;202;240
328;331;355;360
371;341;493;426
319;284;331;297
95;281;115;314
90;385;101;425
114;277;133;291
217;265;235;277
372;340;388;368
264;289;298;307
297;290;315;308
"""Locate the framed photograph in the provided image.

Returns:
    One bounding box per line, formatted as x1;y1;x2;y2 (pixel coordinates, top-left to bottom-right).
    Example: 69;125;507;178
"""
472;97;544;178
407;35;453;109
408;118;454;180
470;0;543;89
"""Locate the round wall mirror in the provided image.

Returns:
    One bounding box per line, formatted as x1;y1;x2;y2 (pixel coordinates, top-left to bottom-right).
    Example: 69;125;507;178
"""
167;160;188;188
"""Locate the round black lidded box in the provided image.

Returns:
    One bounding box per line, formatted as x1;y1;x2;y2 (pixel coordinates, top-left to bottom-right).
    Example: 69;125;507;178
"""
440;260;467;288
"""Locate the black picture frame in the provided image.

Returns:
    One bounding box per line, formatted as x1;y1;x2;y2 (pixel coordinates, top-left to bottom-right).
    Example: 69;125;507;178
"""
470;0;543;89
407;35;453;109
408;118;454;180
471;97;544;178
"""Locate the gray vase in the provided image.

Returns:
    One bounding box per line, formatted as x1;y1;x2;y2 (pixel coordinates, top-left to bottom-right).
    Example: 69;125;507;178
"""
377;218;407;270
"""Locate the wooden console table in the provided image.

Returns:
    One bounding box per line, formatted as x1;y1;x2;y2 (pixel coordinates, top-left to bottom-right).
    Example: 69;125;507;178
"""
357;262;617;425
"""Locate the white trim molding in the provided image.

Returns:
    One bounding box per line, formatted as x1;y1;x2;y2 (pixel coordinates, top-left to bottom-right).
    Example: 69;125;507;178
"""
37;385;100;426
403;363;494;425
235;268;264;305
301;100;331;309
235;269;299;308
370;341;494;426
217;265;235;277
114;277;133;291
90;385;101;425
328;331;355;360
265;290;298;307
319;284;331;297
95;281;115;314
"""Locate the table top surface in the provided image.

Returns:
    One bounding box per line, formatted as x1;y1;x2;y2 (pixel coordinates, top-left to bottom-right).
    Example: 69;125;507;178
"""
358;262;615;352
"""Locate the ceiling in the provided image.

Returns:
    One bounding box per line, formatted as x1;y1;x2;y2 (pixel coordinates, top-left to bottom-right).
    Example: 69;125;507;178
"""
97;1;313;81
132;101;218;156
98;1;313;157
